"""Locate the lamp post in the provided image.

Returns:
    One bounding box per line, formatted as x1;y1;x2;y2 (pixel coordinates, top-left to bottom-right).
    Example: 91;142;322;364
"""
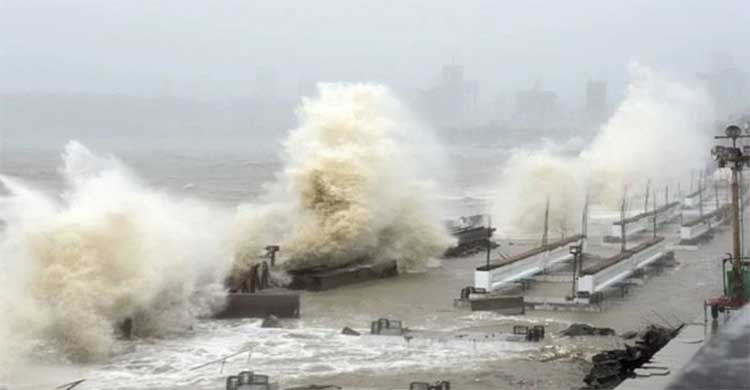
711;125;749;306
264;245;280;266
569;244;582;299
486;216;493;269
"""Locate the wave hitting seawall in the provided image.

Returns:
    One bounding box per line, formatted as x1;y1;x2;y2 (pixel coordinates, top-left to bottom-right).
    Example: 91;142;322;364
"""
0;142;232;365
233;83;451;274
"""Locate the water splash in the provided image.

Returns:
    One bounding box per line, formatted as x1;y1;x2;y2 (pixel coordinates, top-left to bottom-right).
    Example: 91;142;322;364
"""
233;83;451;274
493;63;715;235
0;142;232;365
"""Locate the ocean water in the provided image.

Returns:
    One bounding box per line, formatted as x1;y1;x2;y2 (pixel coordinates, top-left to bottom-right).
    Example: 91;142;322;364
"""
0;143;727;389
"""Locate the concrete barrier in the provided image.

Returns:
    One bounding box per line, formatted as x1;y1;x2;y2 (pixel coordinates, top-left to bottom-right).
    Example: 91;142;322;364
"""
679;205;728;244
607;219;648;241
577;238;667;301
474;235;582;291
604;202;680;243
683;189;702;208
469;295;525;314
213;291;300;319
288;260;398;291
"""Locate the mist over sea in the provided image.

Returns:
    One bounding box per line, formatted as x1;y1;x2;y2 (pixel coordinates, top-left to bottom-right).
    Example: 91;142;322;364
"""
0;141;499;215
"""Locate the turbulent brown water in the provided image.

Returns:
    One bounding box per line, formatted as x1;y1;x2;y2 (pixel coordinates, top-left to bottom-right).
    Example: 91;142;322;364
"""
492;63;714;236
0;141;728;390
0;142;233;367
0;73;728;390
232;84;451;275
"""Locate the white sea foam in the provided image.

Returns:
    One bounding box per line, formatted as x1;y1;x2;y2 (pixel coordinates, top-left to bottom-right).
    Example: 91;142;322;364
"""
233;83;452;274
493;63;715;235
79;319;538;389
0;142;232;366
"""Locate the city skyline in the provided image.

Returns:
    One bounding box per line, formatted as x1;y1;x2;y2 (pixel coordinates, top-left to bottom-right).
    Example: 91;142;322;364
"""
2;1;749;102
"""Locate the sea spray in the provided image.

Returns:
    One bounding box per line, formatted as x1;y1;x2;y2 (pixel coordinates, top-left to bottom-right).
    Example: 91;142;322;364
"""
233;83;451;274
0;142;232;365
493;63;715;235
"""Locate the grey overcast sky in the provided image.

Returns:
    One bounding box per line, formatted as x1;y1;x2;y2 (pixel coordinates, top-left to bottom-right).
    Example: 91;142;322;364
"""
1;0;748;101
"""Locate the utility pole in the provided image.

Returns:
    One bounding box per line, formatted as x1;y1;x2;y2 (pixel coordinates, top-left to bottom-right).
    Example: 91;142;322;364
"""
653;188;657;239
620;187;628;253
698;171;704;218
581;193;589;251
570;244;582;299
265;245;280;266
712;125;748;305
690;170;695;193
727;176;732;205
644;179;651;214
741;175;747;257
486;215;492;268
678;182;685;225
731;166;742;301
715;179;721;212
544;197;550;246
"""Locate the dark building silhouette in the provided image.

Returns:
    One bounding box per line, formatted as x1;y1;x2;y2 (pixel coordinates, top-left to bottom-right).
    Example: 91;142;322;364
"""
512;83;560;128
420;65;479;128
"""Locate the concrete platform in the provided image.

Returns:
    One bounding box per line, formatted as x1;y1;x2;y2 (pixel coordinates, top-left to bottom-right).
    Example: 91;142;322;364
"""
665;306;750;390
468;295;525;314
615;323;707;390
213;290;300;319
287;260;398;291
524;296;603;312
474;235;582;290
678;205;728;245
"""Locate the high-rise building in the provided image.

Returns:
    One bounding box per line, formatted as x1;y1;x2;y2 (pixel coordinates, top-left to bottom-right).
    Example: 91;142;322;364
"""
441;65;464;86
419;65;479;129
512;83;559;128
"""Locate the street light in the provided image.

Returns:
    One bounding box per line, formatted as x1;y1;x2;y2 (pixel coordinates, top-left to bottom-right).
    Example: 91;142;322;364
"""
711;125;750;307
711;145;743;168
569;244;583;299
725;125;742;139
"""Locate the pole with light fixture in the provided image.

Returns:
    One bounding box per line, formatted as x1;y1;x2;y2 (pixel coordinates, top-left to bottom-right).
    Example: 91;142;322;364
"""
711;125;750;307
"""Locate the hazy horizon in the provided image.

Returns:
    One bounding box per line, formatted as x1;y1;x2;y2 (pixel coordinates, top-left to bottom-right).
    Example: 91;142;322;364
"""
2;1;748;100
2;1;749;149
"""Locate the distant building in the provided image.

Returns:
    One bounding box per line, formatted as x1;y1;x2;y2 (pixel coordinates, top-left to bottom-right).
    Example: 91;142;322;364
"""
585;81;607;127
512;83;560;128
419;65;479;129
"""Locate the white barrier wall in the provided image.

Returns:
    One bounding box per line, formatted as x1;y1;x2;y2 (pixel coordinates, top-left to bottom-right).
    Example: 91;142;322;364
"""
680;208;727;242
610;220;648;238
659;206;681;224
474;246;573;291
609;203;681;241
683;193;701;208
680;223;712;241
577;242;665;297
